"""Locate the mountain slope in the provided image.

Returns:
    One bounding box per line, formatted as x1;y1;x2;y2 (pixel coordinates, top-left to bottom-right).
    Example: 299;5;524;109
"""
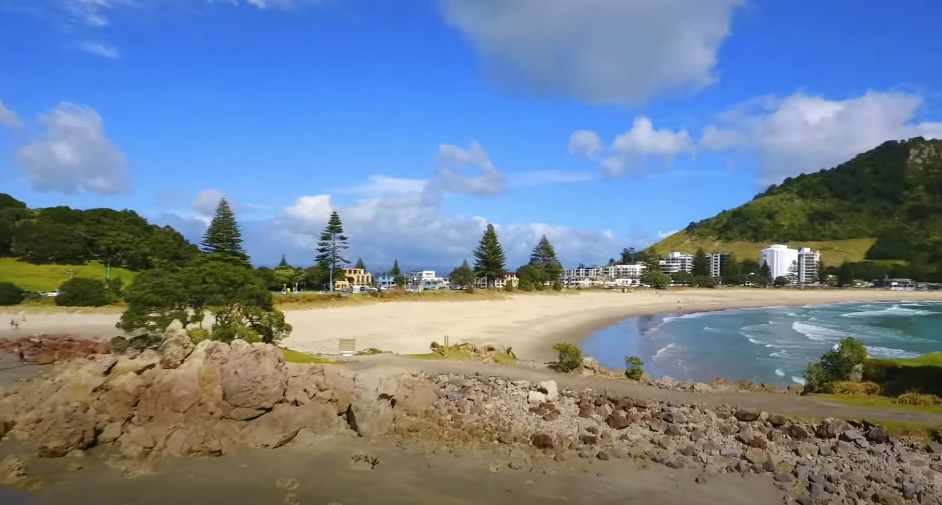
652;137;942;265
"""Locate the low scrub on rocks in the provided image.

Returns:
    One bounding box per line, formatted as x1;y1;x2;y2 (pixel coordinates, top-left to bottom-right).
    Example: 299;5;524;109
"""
830;381;882;396
416;342;517;364
897;392;942;407
551;343;582;372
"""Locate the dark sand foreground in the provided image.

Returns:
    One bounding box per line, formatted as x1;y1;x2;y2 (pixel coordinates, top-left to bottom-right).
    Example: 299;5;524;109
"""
1;437;782;505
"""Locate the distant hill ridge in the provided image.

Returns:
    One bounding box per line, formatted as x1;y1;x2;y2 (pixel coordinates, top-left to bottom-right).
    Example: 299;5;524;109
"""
653;137;942;267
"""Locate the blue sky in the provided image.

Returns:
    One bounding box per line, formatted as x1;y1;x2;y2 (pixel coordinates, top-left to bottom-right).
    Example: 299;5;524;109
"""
1;0;941;269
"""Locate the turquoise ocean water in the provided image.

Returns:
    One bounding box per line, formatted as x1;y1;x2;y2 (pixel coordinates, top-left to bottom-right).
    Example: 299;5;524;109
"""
580;301;942;386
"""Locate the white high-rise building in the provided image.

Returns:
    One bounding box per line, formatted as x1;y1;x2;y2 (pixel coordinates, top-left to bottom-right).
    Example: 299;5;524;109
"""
758;244;820;285
660;252;694;274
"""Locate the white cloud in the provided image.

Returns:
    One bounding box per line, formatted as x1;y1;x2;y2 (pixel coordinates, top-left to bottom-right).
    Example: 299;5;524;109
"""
191;189;227;219
701;90;942;186
0;100;22;129
428;141;507;198
331;175;428;197
657;230;679;240
79;41;121;59
437;0;744;105
14;102;129;194
568;130;602;159
273;187;629;269
507;169;597;188
571;117;695;176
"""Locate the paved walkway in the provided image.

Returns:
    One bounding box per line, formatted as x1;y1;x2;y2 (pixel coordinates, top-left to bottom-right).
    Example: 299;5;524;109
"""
348;355;942;427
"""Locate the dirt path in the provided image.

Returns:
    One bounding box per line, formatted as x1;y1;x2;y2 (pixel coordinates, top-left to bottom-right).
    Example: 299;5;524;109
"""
349;355;942;426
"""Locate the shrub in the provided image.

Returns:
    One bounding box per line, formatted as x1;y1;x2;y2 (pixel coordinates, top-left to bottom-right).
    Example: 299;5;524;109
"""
802;337;868;393
735;379;755;391
56;278;110;307
518;277;534;292
552;280;563;291
896;392;942;407
552;342;582;372
503;281;514;292
830;381;882;396
357;347;385;355
624;355;644;380
188;327;211;344
0;282;24;306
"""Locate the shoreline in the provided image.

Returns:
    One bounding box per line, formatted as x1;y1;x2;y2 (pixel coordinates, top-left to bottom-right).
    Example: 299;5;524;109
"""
3;289;942;364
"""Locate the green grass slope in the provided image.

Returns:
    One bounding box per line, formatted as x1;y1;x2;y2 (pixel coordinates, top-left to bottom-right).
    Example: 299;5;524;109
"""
0;257;138;292
650;232;876;265
652;138;942;265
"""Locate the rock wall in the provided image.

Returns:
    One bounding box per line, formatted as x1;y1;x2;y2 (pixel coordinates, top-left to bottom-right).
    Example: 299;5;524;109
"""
1;339;940;504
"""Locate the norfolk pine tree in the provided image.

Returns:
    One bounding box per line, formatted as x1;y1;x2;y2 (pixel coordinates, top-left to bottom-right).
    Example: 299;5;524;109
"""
390;259;406;287
201;198;249;263
354;257;366;270
692;248;710;277
529;235;563;286
315;211;351;292
473;224;506;288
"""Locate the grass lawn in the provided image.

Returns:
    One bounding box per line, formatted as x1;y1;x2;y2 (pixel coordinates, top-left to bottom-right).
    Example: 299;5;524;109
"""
280;348;337;364
409;345;518;365
649;231;876;265
0;257;138;292
873;353;942;368
813;393;942;415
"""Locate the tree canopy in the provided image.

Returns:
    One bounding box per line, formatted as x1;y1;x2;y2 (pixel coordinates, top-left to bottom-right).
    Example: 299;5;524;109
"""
315;211;351;291
472;224;506;287
200;198;248;263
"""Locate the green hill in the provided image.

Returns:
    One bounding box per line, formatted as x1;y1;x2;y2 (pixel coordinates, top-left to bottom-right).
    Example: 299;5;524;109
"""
0;193;198;292
652;137;942;270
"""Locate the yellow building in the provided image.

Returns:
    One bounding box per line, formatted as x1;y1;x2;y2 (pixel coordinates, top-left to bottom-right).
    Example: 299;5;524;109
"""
334;268;373;291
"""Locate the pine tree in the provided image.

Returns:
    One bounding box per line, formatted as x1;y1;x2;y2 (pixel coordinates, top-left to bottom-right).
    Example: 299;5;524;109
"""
759;261;772;286
390;260;401;276
473;224;506;288
448;260;475;289
641;255;670;289
529;235;563;284
692;248;710;277
721;254;743;286
354;257;366;270
277;254;289;268
201;198;249;263
315;211;351;292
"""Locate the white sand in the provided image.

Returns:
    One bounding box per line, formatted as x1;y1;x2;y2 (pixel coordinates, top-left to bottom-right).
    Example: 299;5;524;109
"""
4;289;942;361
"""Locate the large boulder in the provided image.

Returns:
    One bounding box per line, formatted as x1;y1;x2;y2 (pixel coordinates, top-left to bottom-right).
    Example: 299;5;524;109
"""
159;334;194;370
220;340;289;415
346;367;407;437
242;403;349;448
135;340;229;422
36;402;97;457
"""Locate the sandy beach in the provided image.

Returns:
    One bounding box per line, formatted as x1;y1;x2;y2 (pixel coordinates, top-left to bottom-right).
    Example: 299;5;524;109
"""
3;289;942;361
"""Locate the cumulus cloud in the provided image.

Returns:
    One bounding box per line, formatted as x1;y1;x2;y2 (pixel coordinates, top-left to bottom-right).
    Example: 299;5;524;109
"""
437;0;744;105
14;102;129;194
191;189;227;219
569;117;695;176
79;41;121;59
568;130;602;159
431;141;506;197
700;90;942;186
0;100;21;129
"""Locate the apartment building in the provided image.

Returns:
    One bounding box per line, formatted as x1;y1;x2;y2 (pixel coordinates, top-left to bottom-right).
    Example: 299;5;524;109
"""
660;252;693;274
407;270;449;290
563;263;645;287
758;244;820;285
708;253;731;279
334;268;373;291
473;272;518;289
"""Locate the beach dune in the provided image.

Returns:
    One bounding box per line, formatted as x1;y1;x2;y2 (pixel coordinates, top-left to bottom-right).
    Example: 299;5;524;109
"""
4;289;941;361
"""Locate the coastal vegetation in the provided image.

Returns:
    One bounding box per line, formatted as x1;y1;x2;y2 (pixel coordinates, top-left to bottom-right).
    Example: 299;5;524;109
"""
652;138;942;282
624;355;644;380
118;199;291;345
551;342;583;372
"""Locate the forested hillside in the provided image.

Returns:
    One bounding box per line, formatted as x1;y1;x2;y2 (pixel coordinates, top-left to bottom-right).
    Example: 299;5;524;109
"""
670;137;942;267
0;193;198;269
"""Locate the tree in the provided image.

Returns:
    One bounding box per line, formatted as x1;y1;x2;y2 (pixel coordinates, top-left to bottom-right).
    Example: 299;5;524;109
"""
758;261;772;286
773;275;790;287
692;248;710;277
620;247;639;264
529;235;563;285
640;256;670;289
551;343;582;372
120;255;291;344
721;253;743;286
56;278;110;307
354;257;366;270
786;260;799;285
315;211;351;292
624;356;645;380
472;224;506;288
448;260;475;289
201;198;249;263
671;270;694;286
389;259;406;287
0;282;23;306
803;337;868;393
277;255;289;268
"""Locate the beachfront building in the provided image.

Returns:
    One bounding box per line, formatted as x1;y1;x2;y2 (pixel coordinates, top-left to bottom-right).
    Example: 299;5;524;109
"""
406;270;449;290
563;263;645;288
473;272;518;289
708;253;731;279
660;252;694;274
759;245;821;285
334;268;373;291
375;274;397;290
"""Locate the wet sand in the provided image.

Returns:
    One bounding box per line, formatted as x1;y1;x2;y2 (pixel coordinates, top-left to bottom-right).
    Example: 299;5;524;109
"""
3;437;784;505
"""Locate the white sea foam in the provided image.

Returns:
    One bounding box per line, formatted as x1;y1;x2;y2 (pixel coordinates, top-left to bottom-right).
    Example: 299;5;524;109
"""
865;346;921;359
652;343;677;360
842;304;933;318
792;321;846;342
774;368;786;377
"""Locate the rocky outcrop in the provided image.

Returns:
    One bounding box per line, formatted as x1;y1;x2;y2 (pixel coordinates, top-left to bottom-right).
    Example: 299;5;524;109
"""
0;335;110;364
